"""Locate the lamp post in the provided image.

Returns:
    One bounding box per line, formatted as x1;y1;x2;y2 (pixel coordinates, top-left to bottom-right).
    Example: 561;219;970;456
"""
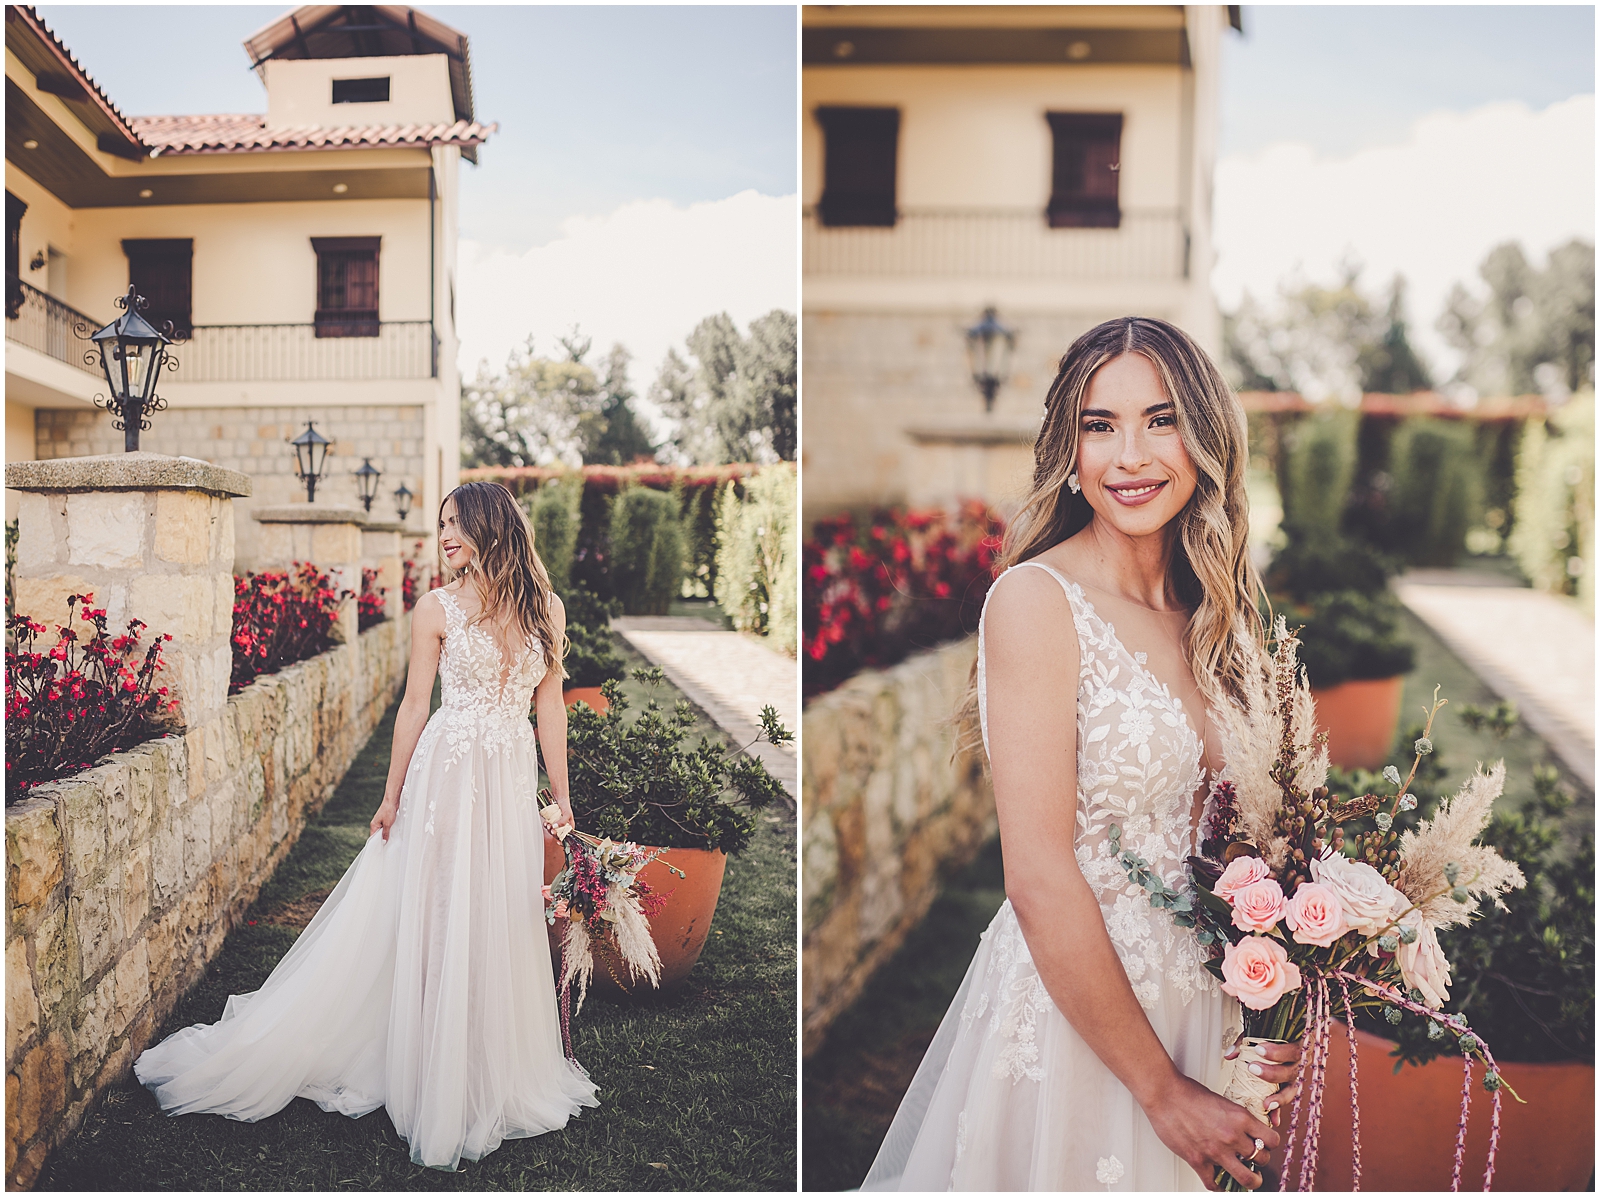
290;421;331;502
393;481;414;524
354;457;382;513
88;285;175;451
964;307;1015;412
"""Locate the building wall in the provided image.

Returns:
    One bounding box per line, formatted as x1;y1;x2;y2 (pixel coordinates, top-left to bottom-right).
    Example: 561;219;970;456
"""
264;53;455;129
33;405;429;568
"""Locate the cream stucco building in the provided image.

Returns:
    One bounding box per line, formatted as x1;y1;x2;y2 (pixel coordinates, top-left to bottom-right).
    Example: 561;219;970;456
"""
4;4;492;565
802;4;1232;521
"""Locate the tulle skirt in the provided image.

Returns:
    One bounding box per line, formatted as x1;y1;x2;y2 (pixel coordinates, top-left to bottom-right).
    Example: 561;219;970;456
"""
862;900;1234;1192
134;710;599;1170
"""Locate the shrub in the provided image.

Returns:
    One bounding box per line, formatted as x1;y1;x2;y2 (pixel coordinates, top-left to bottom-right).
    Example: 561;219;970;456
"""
1273;588;1416;688
1278;407;1360;541
563;667;791;853
4;518;16;625
1382;416;1484;567
526;474;581;595
803;501;1004;697
608;487;686;615
562;584;625;689
357;567;387;631
5;594;176;803
1509;394;1594;609
715;463;796;655
230;563;351;693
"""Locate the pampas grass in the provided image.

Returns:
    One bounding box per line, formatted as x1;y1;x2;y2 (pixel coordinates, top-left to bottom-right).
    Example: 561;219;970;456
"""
1398;761;1526;929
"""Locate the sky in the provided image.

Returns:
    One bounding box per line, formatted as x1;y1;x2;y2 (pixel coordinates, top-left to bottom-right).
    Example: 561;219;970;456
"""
33;4;798;409
1215;5;1595;386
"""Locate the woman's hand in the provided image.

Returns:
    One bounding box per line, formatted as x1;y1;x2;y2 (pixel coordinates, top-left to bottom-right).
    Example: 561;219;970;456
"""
1229;1039;1304;1130
369;795;399;841
541;793;575;839
1144;1072;1282;1191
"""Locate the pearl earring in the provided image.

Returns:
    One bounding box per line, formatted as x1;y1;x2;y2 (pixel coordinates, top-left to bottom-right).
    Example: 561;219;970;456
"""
1067;472;1081;494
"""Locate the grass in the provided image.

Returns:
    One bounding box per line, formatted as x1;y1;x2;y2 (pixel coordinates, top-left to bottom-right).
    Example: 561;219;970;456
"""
800;602;1593;1192
43;636;797;1192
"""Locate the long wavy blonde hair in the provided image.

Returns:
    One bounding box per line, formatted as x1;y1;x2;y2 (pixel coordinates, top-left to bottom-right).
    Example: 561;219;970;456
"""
440;481;568;678
958;316;1265;745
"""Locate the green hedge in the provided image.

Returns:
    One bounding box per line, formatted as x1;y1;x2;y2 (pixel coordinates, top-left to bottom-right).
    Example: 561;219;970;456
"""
715;463;796;655
1510;394;1595;609
608;487;686;615
1278;407;1359;541
1383;417;1484;567
525;475;581;594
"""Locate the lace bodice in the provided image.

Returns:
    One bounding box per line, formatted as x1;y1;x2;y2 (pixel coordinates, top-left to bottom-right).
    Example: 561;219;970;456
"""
430;588;547;766
976;561;1216;1011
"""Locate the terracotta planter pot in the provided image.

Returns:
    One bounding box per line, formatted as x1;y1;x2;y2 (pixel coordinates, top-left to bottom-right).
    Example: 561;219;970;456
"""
1310;675;1404;770
1308;1022;1595;1191
542;836;727;996
562;687;609;715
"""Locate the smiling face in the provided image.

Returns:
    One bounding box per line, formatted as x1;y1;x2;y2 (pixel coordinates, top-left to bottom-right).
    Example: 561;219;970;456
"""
1075;352;1199;541
437;496;477;572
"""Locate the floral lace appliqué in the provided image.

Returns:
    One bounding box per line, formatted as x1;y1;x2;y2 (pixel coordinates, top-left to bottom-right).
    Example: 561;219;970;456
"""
1096;1154;1125;1190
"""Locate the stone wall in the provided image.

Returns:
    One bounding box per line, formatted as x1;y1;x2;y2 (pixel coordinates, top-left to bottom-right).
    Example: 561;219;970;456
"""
4;613;411;1189
800;635;996;1056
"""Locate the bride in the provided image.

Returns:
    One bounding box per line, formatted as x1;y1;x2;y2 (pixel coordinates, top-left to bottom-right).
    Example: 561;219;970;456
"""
862;317;1301;1191
134;481;599;1170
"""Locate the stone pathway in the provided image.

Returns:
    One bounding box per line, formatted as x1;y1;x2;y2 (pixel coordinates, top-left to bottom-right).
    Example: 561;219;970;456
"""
1395;570;1594;789
611;616;798;797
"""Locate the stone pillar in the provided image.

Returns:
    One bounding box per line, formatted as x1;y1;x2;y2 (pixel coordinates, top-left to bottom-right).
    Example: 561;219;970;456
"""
6;453;250;736
251;505;366;644
360;520;405;618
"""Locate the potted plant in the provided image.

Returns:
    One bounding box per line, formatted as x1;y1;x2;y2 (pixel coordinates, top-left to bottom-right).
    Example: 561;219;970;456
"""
1264;536;1416;769
561;584;625;714
1310;762;1594;1190
541;666;791;994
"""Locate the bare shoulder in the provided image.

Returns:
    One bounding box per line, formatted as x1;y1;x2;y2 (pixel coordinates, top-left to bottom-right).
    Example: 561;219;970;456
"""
983;564;1081;671
411;588;447;635
547;591;566;627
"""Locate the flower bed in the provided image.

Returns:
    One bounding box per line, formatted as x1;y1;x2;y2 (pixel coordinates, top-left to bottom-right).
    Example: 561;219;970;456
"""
229;563;352;693
803;501;1004;697
4;594;177;804
358;566;387;631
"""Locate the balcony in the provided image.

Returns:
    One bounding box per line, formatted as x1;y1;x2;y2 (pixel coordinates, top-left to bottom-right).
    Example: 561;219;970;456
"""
802;206;1189;281
4;278;103;377
177;321;436;382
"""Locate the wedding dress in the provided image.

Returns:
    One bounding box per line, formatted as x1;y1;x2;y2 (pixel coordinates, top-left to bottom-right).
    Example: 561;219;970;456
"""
862;561;1239;1191
134;587;599;1171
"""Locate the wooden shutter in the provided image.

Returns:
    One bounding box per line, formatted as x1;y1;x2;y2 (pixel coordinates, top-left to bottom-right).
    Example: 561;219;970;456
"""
1046;113;1123;229
312;236;381;338
122;239;193;336
816;107;900;228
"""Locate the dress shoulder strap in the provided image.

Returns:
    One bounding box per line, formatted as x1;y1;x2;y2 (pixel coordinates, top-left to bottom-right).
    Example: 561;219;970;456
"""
976;561;1089;761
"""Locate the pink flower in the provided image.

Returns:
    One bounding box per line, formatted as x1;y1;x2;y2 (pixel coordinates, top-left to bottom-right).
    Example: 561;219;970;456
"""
1220;935;1303;1011
1284;881;1349;947
540;884;553;903
1229;878;1288;932
1396;910;1452;1008
552;899;569;919
1214;854;1271;901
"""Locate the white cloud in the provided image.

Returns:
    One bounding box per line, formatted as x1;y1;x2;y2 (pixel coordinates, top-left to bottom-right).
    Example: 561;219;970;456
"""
1213;95;1594;380
454;189;798;428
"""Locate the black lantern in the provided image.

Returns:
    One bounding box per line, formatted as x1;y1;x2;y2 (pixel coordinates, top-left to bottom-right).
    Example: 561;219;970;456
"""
965;307;1016;412
354;458;382;513
393;481;414;523
89;285;175;452
290;421;332;502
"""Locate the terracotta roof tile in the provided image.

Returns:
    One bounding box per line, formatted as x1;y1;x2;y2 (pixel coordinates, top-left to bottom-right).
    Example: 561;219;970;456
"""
131;113;495;156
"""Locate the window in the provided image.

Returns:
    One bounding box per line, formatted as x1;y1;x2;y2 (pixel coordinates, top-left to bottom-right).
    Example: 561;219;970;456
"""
312;236;380;338
6;190;26;319
122;239;193;336
816;107;900;228
1046;113;1123;229
332;77;391;104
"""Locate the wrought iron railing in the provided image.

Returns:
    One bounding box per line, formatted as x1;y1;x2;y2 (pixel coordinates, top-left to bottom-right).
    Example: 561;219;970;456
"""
802;207;1189;280
177;321;435;382
3;277;103;376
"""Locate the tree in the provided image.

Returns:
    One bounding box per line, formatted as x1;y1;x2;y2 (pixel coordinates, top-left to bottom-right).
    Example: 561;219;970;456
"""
1223;266;1433;401
580;344;659;466
1437;239;1595;399
650;309;797;464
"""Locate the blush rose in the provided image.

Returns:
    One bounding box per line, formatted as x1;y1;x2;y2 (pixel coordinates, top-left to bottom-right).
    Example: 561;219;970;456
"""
1229;878;1288;932
1220;935;1303;1011
1214;854;1271;901
1283;881;1348;948
1396;910;1452;1008
1309;851;1404;937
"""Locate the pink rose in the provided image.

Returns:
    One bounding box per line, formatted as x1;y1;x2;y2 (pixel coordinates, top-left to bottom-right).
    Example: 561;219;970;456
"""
1220;935;1303;1011
1396;911;1451;1009
1284;882;1349;948
540;884;553;903
1229;878;1288;932
1214;854;1271;901
552;899;569;919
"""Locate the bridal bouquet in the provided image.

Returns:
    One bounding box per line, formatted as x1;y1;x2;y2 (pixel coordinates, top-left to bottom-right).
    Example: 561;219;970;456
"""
538;790;681;1032
1113;620;1525;1192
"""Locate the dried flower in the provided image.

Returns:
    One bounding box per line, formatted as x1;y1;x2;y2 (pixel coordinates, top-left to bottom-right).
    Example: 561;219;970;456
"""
1397;763;1526;929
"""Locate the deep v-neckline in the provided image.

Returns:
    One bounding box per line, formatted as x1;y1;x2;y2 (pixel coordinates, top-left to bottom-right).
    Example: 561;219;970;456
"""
438;588;535;699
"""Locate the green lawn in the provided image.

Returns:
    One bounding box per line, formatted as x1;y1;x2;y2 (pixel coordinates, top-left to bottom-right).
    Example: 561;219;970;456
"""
801;602;1592;1192
43;639;796;1192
